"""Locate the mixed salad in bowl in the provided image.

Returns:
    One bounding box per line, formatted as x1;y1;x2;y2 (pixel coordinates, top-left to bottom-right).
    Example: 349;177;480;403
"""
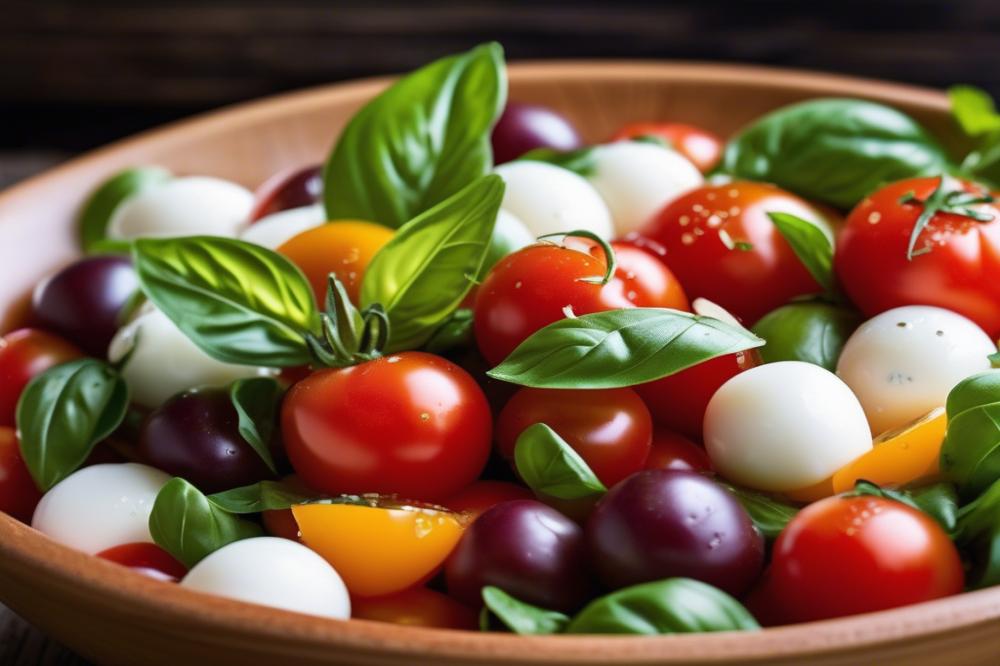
3;41;1000;636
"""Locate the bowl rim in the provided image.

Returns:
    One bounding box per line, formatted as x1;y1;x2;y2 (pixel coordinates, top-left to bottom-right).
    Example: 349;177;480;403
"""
2;60;993;664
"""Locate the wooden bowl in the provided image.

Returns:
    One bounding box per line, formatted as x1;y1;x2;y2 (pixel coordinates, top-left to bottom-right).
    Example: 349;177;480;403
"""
0;62;996;666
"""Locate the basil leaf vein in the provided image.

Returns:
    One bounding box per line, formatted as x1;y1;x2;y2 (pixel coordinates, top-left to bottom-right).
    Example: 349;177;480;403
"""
207;479;320;514
229;377;283;473
766;212;835;294
514;423;606;500
480;586;569;635
719;483;798;540
940;371;1000;498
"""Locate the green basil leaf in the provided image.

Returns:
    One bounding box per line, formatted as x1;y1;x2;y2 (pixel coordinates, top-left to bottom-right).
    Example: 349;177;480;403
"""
765;212;835;294
422;308;474;354
940;371;1000;498
229;377;283;473
360;176;503;352
324;42;506;228
132;236;318;367
955;476;1000;588
480;586;569;635
848;480;959;534
16;359;129;491
488;308;765;389
517;146;597;177
513;423;606;500
149;477;263;568
991;351;1000;368
207;479;320;514
751;301;861;371
87;238;135;256
566;578;760;635
721;98;952;209
949;85;1000;137
719;483;798;540
79;167;172;253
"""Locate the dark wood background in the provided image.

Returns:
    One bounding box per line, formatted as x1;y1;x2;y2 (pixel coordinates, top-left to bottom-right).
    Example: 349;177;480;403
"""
2;1;999;663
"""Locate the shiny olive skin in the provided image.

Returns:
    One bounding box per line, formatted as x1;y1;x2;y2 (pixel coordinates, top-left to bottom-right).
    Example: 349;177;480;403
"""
445;499;592;612
751;301;862;371
248;165;322;222
138;388;275;493
490;102;583;164
586;470;763;595
31;256;138;356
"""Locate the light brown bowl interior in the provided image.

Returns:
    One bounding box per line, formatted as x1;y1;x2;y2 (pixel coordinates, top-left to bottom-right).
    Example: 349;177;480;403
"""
1;62;997;666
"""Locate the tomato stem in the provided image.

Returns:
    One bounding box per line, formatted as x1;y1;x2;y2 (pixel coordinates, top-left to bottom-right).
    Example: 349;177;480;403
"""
900;175;995;261
537;230;618;285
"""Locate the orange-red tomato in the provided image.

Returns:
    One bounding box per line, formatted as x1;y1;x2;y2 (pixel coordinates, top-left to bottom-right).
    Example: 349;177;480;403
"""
611;122;723;173
643;429;711;472
0;328;81;427
351;587;478;630
445;480;533;520
292;500;466;598
277;220;393;305
0;427;41;523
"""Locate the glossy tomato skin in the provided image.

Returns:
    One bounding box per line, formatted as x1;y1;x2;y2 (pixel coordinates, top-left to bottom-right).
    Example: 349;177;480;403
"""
763;495;963;624
491;102;583;165
277;221;394;305
31;256;139;356
0;328;81;428
611;122;723;173
352;587;478;630
282;352;492;502
248;165;322;222
474;239;689;366
96;542;187;583
496;387;653;488
644;428;711;472
639;182;828;324
635;350;756;441
446;480;533;520
836;177;1000;337
0;427;41;523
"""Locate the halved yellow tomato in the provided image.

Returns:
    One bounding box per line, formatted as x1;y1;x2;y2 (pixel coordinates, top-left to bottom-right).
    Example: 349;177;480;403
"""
292;500;466;597
831;408;946;494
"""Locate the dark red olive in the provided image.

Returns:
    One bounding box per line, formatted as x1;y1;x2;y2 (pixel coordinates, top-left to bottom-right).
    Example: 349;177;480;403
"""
248;165;322;222
445;499;592;612
491;102;583;165
31;256;138;357
138;388;275;493
586;469;763;596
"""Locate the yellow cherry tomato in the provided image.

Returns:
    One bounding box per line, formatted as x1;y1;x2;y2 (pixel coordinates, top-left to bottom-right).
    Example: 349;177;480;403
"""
831;407;946;494
292;500;466;597
277;220;393;305
783;475;836;503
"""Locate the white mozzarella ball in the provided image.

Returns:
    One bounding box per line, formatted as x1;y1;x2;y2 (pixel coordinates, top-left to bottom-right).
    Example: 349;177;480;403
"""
704;361;872;492
836;305;995;436
108;306;270;408
32;463;171;555
240;204;326;249
182;537;350;620
108;176;253;240
493;161;614;239
587;142;703;236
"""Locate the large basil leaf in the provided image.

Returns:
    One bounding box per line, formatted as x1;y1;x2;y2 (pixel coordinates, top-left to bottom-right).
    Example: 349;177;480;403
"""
565;578;760;635
132;236;318;367
207;479;320;514
324;42;506;228
16;359;129;491
939;371;1000;498
79;167;172;252
488;308;764;389
149;477;263;568
751;301;861;371
719;483;798;540
480;586;569;635
514;423;607;501
848;480;959;534
361;175;503;352
721;98;952;209
229;377;283;473
765;212;835;294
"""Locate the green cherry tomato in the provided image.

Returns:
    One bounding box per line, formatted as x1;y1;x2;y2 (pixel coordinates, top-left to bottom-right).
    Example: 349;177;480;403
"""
751;301;862;371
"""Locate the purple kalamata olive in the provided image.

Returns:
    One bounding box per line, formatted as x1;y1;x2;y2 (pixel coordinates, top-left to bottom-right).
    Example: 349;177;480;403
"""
248;165;322;223
491;102;583;165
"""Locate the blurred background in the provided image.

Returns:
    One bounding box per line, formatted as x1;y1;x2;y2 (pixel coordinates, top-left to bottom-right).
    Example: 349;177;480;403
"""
4;0;1000;188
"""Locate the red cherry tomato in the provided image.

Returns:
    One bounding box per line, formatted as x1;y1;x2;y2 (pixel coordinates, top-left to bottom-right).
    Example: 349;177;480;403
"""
836;176;1000;338
635;350;756;441
611;122;723;173
351;586;478;630
97;542;188;583
446;480;534;520
760;495;963;624
639;182;830;324
644;429;711;472
282;352;492;501
0;329;81;427
0;427;41;523
474;238;689;366
496;387;652;488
